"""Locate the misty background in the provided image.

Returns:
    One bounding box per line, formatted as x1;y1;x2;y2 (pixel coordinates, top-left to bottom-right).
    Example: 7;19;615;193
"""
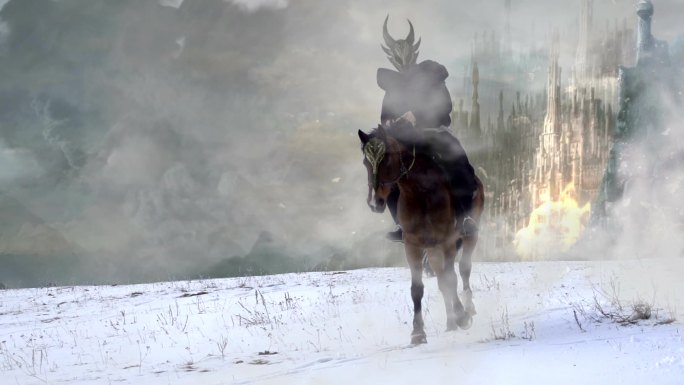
1;0;684;288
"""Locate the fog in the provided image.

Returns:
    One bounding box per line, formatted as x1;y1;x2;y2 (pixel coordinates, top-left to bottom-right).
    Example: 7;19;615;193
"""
0;0;683;287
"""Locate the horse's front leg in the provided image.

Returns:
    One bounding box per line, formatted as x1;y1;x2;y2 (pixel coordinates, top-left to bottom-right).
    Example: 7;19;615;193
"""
405;243;427;345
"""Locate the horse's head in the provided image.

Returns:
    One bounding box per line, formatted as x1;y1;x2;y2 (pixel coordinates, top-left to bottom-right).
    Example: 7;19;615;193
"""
358;124;408;213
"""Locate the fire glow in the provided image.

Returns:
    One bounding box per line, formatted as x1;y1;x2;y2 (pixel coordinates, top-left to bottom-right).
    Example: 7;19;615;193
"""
514;183;591;259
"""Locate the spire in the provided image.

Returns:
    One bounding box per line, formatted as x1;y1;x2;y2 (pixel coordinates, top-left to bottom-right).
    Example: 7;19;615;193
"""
504;0;512;57
575;0;594;81
544;31;562;135
497;90;505;131
463;64;468;95
469;62;481;132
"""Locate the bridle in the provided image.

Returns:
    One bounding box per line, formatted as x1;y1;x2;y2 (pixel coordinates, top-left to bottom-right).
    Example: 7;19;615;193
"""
378;145;416;186
365;140;416;189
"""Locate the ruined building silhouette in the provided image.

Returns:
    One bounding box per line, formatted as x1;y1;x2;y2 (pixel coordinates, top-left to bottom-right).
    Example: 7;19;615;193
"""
593;0;682;222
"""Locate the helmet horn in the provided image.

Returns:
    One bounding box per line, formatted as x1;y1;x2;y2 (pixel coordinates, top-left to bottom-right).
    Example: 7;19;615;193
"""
406;20;415;45
383;15;396;48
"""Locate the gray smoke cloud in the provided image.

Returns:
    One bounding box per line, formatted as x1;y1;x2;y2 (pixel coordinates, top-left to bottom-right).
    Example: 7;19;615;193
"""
575;89;684;260
1;0;684;287
229;0;287;12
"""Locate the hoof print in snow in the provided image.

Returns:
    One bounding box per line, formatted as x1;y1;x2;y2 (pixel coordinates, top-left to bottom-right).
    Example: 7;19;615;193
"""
179;363;198;372
177;291;209;298
249;359;271;365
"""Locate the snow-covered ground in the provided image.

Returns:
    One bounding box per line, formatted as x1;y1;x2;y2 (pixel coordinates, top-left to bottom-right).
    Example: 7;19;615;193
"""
1;258;683;385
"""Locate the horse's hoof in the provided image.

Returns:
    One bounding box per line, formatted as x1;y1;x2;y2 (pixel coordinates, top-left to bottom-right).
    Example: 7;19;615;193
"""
411;332;427;345
465;301;477;316
463;217;478;236
462;290;477;316
456;314;473;330
446;319;458;331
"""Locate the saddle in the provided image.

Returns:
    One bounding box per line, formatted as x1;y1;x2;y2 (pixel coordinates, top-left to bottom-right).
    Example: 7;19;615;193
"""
388;120;478;220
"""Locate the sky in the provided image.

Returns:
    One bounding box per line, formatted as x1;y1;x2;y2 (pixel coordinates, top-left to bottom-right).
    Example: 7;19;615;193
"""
0;0;683;286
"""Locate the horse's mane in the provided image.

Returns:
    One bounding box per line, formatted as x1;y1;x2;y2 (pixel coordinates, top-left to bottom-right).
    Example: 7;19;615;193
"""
371;120;471;174
369;120;435;155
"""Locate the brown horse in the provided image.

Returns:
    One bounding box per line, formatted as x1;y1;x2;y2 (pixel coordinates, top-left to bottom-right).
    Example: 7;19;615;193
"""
358;121;484;345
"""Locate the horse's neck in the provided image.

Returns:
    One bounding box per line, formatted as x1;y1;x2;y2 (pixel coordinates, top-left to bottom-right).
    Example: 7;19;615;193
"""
396;157;455;241
397;157;450;203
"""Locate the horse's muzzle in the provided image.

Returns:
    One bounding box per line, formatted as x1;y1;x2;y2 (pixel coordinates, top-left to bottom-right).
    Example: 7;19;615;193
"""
368;197;386;213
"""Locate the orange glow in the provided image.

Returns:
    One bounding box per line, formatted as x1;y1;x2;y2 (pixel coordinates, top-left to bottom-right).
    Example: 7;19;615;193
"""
514;183;591;259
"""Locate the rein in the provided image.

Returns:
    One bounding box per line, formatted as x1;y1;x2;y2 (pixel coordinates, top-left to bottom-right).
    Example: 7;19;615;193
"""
374;145;416;187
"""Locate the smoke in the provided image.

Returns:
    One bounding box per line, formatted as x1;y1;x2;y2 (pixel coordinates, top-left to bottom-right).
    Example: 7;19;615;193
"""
228;0;288;12
0;140;42;185
1;0;684;287
159;0;184;8
577;89;684;261
0;20;7;46
0;1;8;53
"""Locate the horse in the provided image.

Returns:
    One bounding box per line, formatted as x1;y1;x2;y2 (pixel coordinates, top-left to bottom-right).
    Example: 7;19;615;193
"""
358;120;485;345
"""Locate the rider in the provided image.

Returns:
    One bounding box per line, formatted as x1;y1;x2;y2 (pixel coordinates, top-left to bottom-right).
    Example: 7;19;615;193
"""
377;15;478;242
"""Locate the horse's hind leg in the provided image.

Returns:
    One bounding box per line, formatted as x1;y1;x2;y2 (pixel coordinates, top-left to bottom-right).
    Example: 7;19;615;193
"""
405;243;427;345
460;234;477;317
461;178;484;318
429;245;464;331
445;242;472;330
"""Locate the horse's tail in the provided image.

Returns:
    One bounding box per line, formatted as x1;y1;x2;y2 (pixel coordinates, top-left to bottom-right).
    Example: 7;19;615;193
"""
471;176;485;223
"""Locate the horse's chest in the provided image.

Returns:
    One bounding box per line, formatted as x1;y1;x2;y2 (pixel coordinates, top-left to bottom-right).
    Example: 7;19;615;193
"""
398;200;454;245
397;174;455;245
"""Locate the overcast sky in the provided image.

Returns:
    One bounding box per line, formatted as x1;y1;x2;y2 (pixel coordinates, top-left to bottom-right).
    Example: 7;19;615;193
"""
1;0;683;284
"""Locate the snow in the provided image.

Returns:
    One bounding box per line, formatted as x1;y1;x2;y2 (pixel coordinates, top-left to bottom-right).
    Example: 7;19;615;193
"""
0;259;683;384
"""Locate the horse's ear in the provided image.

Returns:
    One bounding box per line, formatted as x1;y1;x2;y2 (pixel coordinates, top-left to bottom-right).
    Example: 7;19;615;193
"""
358;129;370;145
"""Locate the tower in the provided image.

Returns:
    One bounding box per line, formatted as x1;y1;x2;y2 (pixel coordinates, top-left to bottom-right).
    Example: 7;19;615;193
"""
543;32;562;137
497;90;505;132
504;0;512;57
575;0;594;81
469;62;481;132
533;31;563;207
636;0;654;65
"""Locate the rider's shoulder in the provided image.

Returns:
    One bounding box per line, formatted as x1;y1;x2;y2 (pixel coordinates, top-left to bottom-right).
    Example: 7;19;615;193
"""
416;60;449;81
377;67;402;90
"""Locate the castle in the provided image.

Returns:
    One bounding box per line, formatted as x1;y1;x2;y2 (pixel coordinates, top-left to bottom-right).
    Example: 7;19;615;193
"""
452;0;635;256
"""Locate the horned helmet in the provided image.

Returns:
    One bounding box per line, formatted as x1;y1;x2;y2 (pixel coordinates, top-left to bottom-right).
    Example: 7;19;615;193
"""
382;15;421;72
